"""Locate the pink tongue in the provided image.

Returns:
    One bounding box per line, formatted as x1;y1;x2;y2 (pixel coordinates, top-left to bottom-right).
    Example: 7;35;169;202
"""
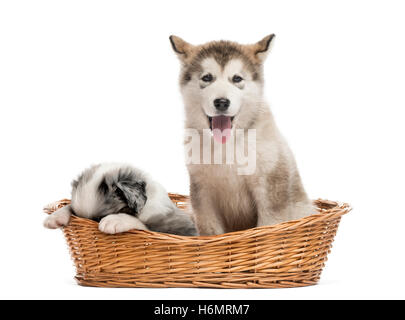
212;115;232;144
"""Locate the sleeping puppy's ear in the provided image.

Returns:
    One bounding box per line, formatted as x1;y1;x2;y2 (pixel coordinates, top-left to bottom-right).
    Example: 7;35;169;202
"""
115;180;147;214
247;34;275;63
169;35;195;63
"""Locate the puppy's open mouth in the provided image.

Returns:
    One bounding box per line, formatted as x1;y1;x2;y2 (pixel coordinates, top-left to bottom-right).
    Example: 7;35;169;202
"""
208;115;235;144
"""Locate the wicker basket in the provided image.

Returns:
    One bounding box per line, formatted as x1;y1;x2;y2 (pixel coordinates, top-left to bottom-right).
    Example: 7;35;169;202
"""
43;193;350;288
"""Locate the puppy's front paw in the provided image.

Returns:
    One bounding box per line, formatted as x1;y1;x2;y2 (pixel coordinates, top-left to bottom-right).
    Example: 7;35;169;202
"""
98;214;147;234
43;209;71;229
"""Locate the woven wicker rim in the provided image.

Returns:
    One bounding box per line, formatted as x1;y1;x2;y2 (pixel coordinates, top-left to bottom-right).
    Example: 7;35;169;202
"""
44;194;351;241
43;194;351;288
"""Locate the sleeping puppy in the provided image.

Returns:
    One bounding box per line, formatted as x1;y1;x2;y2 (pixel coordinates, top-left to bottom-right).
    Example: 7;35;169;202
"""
43;163;198;236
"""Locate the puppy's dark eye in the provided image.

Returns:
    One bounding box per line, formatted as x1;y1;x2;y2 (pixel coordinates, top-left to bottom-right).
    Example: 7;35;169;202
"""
201;74;213;82
232;75;243;83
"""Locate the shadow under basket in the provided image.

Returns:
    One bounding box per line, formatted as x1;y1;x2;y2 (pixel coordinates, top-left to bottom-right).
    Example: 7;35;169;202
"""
44;194;351;289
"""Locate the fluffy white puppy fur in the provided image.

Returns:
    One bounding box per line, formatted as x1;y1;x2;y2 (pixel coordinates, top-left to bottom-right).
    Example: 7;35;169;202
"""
44;163;197;236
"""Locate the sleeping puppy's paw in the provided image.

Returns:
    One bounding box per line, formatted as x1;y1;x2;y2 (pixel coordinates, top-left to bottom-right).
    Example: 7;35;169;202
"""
43;206;71;229
98;213;148;234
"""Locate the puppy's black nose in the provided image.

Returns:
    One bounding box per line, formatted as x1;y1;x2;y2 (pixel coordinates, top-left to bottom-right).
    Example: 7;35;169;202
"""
213;98;230;111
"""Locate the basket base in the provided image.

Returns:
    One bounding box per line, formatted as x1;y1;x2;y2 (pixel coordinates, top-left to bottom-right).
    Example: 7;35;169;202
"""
75;272;321;289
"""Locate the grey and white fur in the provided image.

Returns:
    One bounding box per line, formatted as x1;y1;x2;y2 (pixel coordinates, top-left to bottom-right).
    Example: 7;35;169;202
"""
43;163;198;236
170;35;316;235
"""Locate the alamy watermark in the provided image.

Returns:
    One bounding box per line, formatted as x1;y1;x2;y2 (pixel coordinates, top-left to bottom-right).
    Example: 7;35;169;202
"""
184;128;256;175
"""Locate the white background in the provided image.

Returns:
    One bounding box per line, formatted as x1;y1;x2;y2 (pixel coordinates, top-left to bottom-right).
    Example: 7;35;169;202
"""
1;0;404;300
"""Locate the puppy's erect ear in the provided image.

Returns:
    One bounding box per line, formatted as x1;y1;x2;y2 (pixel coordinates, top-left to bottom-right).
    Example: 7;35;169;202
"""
169;35;195;62
249;34;275;63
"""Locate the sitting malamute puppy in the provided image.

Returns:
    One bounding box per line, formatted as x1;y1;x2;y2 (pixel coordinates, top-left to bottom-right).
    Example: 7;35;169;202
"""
170;35;315;235
43;163;198;236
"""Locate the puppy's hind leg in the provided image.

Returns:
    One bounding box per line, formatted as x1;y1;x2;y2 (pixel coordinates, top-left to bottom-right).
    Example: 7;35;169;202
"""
98;213;148;234
43;204;72;229
145;206;199;236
